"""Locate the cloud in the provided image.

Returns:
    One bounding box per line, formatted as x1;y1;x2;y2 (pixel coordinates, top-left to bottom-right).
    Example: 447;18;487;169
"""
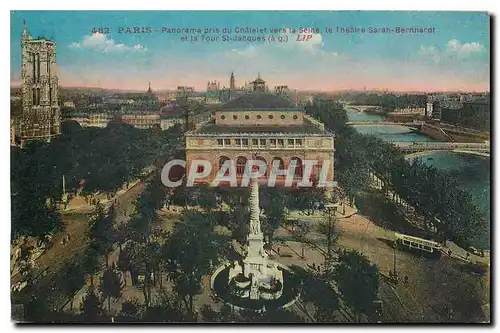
419;39;486;63
69;32;147;53
418;45;440;63
446;39;485;54
229;45;259;58
418;45;437;56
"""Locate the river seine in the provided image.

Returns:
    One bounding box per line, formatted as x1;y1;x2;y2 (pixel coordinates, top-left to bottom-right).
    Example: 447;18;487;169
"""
346;108;490;249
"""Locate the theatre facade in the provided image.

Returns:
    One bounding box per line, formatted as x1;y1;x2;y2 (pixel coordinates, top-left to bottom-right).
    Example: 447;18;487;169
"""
185;77;335;187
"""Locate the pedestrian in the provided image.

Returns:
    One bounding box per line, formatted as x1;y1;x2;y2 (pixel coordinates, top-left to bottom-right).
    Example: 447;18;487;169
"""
448;249;452;257
67;233;71;242
277;247;280;256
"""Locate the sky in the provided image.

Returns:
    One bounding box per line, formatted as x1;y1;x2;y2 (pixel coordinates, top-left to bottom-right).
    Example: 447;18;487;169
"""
10;11;490;92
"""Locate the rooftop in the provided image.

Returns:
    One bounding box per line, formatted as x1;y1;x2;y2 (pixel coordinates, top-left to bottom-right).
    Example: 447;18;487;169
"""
188;119;334;137
219;92;299;111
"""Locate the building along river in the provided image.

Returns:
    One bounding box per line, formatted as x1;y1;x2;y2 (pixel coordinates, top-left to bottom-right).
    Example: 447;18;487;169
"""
346;107;490;249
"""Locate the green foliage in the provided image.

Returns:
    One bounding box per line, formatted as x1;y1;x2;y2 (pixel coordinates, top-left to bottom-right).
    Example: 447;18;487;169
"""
194;185;221;212
260;187;286;242
441;102;490;131
63;263;86;311
141;290;195;322
305;99;348;134
334;249;380;321
305;98;488;247
164;211;224;313
80;285;104;322
127;176;165;243
299;264;340;322
332;92;427;112
285;188;326;214
11;122;180;241
82;246;102;285
117;297;142;322
117;247;132;274
11;190;62;240
100;268;122;311
88;203;115;264
125;178;166;305
200;304;304;323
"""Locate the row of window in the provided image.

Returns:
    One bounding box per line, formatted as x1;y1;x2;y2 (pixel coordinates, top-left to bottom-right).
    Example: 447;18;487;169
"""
220;114;299;120
216;138;303;148
401;239;435;253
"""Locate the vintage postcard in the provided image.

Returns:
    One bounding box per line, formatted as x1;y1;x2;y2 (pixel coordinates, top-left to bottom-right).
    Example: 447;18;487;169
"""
10;10;490;323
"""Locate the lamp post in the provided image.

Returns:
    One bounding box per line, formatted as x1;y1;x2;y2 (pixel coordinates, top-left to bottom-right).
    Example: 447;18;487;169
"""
393;245;398;284
324;203;335;258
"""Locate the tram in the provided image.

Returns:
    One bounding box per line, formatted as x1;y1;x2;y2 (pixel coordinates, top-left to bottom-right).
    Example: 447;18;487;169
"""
393;232;442;258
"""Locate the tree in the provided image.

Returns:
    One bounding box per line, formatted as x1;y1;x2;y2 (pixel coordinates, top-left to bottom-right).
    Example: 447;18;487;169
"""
11;184;62;241
260;187;286;251
82;246;102;286
334;249;380;322
64;263;85;311
124;177;167;306
285;188;326;215
164;211;224;314
80;285;104;322
23;292;54;322
117;297;143;322
117;247;131;286
225;204;250;244
292;221;310;259
142;290;194;322
100;268;122;312
317;207;339;258
196;186;221;213
88;203;115;267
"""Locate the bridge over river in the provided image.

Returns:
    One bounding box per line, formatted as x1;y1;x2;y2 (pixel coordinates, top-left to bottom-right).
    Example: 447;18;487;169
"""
346;121;422;128
395;141;490;157
343;105;381;112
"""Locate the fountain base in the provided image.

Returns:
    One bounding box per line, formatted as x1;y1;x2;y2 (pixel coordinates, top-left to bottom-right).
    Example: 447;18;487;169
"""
211;262;300;312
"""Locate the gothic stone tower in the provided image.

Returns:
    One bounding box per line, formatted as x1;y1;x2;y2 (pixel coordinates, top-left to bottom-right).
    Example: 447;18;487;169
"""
20;21;61;145
230;71;236;91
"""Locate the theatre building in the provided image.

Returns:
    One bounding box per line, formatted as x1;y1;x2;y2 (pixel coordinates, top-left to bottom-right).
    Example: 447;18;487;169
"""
184;75;335;186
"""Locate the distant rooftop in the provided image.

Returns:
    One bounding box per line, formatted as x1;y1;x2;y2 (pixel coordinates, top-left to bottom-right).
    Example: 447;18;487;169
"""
189;119;333;137
219;92;299;111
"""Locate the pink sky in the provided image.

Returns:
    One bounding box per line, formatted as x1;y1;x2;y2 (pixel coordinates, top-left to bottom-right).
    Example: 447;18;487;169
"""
10;76;490;93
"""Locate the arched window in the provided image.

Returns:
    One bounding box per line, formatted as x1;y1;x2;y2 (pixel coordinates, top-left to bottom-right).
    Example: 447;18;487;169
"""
290;157;303;179
293;115;298;120
272;157;285;179
236;156;247;176
281;115;285;119
269;114;274;119
219;156;230;176
257;115;262;119
255;156;268;177
233;115;238;120
221;115;226;120
272;157;285;169
245;115;250;120
311;160;322;184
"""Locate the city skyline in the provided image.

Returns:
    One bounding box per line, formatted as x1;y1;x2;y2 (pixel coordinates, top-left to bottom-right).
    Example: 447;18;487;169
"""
11;11;490;92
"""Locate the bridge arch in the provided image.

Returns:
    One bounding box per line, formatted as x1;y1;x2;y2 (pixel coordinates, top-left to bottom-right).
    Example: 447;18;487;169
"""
405;150;490;159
